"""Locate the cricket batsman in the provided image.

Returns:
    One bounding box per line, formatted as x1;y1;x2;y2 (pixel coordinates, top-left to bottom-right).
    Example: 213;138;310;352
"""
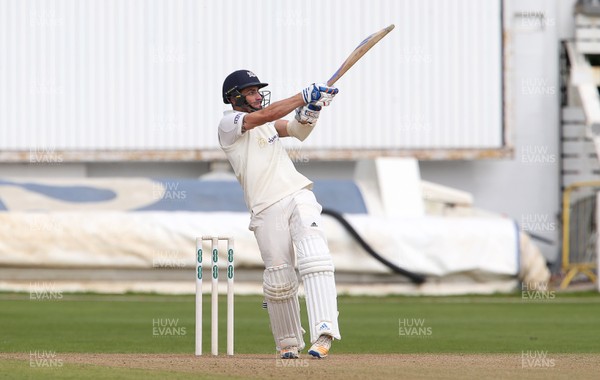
218;69;341;359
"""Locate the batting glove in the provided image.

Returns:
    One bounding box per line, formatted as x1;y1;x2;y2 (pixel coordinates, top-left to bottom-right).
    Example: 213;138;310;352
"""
295;103;322;125
301;83;338;107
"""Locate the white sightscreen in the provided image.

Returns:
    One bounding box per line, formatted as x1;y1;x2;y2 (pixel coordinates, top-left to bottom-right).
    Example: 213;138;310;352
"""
0;0;503;152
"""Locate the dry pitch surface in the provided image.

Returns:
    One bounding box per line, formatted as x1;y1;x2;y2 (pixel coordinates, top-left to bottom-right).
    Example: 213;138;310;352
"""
2;353;598;380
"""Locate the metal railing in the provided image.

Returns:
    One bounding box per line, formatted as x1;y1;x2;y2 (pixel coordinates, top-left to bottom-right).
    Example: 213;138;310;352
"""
560;181;600;288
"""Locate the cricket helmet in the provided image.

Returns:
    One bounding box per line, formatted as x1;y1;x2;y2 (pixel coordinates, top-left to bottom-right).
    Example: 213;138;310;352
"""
222;70;269;108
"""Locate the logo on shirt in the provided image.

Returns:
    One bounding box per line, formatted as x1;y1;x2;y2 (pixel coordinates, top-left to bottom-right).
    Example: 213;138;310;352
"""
257;134;279;148
233;113;242;125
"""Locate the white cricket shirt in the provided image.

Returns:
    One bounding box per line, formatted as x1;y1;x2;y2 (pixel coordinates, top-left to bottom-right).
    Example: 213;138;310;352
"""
218;110;313;214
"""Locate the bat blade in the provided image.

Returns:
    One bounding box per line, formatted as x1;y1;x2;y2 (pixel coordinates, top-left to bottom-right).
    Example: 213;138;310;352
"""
327;24;395;87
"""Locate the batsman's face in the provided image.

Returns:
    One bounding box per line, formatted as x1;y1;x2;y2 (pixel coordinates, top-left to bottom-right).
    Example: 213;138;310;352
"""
241;87;263;109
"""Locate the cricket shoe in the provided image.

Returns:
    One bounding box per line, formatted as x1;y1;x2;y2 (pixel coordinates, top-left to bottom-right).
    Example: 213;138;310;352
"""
308;335;332;359
280;346;299;359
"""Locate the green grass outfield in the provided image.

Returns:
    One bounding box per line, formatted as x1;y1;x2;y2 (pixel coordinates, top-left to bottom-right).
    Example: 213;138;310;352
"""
1;291;599;379
1;291;599;354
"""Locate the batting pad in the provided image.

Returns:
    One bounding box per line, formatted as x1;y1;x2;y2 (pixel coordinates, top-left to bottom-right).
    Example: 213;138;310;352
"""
296;236;341;343
263;264;305;351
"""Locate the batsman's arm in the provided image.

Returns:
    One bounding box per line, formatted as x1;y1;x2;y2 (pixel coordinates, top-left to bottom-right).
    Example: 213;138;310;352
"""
243;84;337;130
277;103;322;140
275;120;291;138
282;118;317;142
242;94;305;130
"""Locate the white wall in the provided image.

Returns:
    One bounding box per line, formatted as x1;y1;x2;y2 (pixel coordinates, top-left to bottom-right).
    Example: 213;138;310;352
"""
420;0;568;264
0;0;503;153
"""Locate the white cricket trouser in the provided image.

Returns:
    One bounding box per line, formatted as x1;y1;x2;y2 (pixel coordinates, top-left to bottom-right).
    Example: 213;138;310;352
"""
249;188;341;349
